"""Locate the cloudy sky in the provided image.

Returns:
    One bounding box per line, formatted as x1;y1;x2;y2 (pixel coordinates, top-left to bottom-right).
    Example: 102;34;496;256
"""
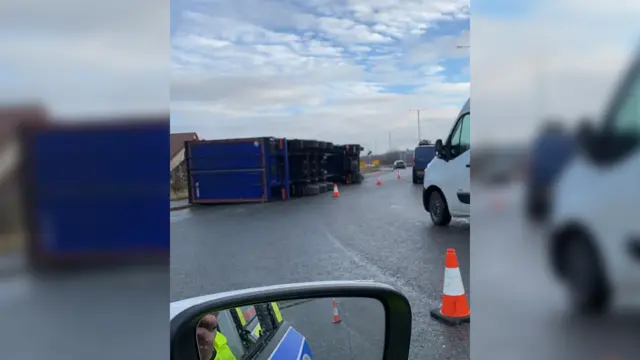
170;0;471;153
0;0;637;149
472;0;639;145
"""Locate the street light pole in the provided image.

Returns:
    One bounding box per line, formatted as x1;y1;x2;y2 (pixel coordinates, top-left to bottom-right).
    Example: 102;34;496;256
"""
409;109;426;142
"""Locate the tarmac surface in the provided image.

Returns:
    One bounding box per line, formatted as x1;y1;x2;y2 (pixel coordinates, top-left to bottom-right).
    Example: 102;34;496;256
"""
3;174;635;359
171;167;471;360
278;297;386;360
472;181;640;359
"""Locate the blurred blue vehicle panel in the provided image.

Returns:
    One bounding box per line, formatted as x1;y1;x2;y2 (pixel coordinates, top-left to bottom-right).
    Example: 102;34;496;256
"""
20;119;169;268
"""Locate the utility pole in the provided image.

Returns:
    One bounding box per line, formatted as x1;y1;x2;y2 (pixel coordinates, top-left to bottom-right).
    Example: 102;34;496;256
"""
409;109;427;142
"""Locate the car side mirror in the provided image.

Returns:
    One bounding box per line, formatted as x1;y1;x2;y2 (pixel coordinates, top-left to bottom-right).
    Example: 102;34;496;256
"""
575;117;598;154
170;281;412;360
577;118;595;140
435;139;446;159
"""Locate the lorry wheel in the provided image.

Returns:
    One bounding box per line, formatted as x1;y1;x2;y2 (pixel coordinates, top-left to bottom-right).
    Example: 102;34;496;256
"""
563;233;609;315
304;140;319;149
303;184;320;196
291;184;306;197
288;139;304;151
428;190;451;226
412;172;418;184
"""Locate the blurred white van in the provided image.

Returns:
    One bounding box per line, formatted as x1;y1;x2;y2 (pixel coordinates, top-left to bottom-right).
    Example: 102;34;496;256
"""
548;50;640;314
422;99;470;226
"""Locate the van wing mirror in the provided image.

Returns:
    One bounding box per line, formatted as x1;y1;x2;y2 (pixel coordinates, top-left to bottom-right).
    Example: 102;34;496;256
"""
435;139;445;158
170;281;412;360
575;117;599;155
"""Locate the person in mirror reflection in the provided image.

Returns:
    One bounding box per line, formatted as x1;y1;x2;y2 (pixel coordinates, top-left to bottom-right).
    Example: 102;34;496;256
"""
197;312;237;360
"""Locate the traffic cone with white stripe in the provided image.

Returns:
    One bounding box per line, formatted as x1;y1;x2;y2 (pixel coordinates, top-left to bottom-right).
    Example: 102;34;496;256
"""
376;173;382;186
397;170;401;179
332;184;340;197
430;248;470;325
332;299;341;324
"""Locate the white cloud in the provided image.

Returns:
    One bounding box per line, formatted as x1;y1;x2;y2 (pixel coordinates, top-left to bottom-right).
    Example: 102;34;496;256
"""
314;17;392;43
171;0;470;152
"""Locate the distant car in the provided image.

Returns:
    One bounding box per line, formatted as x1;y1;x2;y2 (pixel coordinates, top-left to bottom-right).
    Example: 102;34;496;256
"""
393;160;406;169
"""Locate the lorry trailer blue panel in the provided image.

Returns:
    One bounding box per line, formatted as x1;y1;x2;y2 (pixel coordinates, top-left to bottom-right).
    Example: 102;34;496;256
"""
283;139;290;199
191;170;266;201
186;137;289;203
188;139;265;171
21;120;169;266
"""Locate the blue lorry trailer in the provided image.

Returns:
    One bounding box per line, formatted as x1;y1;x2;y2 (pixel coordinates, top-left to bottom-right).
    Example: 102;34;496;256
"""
185;137;291;204
19;118;169;270
184;137;363;204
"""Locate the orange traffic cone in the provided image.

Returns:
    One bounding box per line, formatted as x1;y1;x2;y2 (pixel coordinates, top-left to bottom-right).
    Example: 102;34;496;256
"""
376;174;382;186
430;248;470;325
332;299;341;324
332;184;340;197
397;170;401;179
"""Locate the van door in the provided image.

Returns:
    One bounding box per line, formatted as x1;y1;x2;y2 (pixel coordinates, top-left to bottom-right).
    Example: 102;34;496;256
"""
445;112;471;215
596;62;640;295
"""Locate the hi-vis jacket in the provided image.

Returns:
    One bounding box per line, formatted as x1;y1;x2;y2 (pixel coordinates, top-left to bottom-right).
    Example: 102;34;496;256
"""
213;332;237;360
235;302;284;341
212;302;284;359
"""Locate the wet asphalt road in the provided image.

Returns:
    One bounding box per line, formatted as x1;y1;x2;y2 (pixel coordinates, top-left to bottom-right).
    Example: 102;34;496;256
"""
171;167;470;360
279;297;386;360
473;181;640;359
0;266;168;360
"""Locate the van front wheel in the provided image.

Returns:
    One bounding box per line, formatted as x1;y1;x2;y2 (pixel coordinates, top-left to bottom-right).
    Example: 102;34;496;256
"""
563;233;609;315
429;190;451;226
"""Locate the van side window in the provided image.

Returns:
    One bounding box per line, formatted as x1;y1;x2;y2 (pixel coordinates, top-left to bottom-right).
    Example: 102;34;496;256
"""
611;67;640;134
449;113;470;157
459;113;470;151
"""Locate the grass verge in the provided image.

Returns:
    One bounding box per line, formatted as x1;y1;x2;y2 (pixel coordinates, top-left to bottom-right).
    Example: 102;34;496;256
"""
170;189;189;201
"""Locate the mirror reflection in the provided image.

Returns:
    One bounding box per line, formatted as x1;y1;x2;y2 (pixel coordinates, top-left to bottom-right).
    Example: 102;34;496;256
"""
196;297;385;360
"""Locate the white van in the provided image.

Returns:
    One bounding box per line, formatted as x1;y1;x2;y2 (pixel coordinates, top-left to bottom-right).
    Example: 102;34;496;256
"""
422;99;470;226
548;51;640;314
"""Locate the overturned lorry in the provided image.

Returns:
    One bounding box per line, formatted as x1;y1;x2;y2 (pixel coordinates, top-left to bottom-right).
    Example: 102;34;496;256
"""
184;137;363;204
